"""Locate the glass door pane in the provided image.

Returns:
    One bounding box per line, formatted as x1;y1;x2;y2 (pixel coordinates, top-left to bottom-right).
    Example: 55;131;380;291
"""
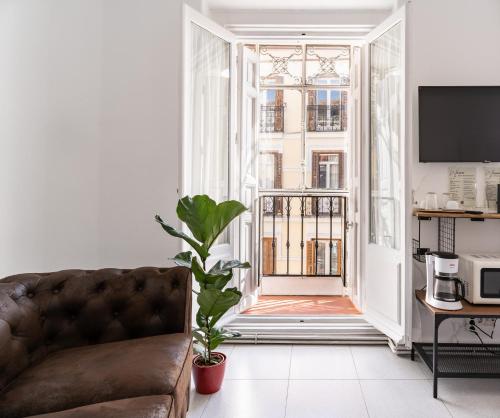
259;88;302;189
189;23;230;208
369;23;402;250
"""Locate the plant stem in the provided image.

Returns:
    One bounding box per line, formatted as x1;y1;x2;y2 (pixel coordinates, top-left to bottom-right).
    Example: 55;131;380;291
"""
202;257;210;364
206;316;211;364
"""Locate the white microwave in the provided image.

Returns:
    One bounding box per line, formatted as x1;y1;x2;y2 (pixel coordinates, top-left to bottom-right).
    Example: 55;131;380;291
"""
458;253;500;304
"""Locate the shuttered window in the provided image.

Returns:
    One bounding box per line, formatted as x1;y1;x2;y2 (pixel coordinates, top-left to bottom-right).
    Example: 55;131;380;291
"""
311;151;344;190
306;239;342;275
262;237;276;275
261;152;283;215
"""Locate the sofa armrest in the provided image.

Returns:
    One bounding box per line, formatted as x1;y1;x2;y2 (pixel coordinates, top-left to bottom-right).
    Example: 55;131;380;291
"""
179;267;192;335
0;281;35;392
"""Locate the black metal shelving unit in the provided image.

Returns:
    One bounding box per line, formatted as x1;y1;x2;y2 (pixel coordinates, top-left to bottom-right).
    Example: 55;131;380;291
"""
412;210;500;262
412;210;500;398
413;290;500;398
413;343;500;377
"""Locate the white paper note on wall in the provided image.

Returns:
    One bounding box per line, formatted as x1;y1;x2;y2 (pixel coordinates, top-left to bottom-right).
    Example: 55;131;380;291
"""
448;167;476;207
485;167;500;209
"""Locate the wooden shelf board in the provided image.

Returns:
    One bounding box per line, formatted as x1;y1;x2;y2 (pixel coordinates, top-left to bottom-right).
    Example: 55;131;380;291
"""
416;289;500;316
414;209;500;220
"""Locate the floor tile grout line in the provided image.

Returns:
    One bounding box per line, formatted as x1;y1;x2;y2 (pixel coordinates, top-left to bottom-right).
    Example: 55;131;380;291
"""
350;346;371;418
349;345;360;380
422;380;454;418
197;393;211;418
356;379;371;418
441;400;455;418
283;345;294;418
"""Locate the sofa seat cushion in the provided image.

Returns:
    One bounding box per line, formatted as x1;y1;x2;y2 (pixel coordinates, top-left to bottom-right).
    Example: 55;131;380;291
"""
0;334;191;418
26;395;173;418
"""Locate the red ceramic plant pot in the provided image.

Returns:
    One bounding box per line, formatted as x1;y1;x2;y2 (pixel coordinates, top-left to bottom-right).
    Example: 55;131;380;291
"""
192;352;227;394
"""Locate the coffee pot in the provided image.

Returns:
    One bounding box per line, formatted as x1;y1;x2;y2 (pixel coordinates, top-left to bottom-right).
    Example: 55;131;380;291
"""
425;251;464;310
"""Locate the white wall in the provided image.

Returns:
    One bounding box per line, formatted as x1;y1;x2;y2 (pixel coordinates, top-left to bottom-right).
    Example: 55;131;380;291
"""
0;0;185;277
408;0;500;342
210;8;390;40
98;0;183;268
210;8;390;27
0;1;103;276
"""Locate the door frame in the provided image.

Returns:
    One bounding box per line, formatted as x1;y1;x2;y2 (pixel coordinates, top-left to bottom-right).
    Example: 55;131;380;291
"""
237;44;260;312
348;45;363;309
360;6;410;345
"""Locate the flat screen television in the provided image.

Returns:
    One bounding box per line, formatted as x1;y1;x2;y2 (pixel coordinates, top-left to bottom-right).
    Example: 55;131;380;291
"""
419;86;500;162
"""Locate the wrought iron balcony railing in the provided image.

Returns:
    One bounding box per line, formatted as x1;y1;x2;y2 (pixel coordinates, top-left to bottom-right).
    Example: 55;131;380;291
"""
259;194;347;283
307;104;345;132
260;105;285;133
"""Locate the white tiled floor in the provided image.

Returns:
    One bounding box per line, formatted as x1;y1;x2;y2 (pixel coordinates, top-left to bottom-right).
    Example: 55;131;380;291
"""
187;344;500;418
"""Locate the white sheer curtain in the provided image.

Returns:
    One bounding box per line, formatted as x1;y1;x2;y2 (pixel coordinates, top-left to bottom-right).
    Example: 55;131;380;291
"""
369;23;402;249
189;23;230;206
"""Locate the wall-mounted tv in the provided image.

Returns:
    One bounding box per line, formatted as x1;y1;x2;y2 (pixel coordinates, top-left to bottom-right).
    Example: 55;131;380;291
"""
419;86;500;162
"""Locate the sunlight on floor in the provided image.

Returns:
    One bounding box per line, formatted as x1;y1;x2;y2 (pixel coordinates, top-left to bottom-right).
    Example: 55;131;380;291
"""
242;295;360;315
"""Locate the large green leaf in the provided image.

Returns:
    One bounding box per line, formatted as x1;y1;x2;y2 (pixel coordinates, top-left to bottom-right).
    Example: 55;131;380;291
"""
196;311;207;329
204;200;247;250
172;251;192;268
176;195;215;243
197;287;242;319
208;327;241;350
176;195;247;252
192;258;234;290
208;328;239;350
191;257;207;285
208;259;251;275
208;287;240;328
192;328;207;347
155;215;209;260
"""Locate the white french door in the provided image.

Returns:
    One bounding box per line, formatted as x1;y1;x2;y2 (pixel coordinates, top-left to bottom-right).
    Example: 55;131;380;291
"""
237;45;260;312
361;6;408;344
182;5;236;266
348;46;362;309
183;7;260;318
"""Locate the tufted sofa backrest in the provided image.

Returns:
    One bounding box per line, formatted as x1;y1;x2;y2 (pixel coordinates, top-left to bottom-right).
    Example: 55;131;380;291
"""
0;266;191;391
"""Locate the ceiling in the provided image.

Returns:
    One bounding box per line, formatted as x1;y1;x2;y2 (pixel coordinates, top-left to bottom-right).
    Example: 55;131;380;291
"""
207;0;394;10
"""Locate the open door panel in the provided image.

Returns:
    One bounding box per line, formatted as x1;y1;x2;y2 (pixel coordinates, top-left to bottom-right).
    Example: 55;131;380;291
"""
361;6;409;345
183;6;260;317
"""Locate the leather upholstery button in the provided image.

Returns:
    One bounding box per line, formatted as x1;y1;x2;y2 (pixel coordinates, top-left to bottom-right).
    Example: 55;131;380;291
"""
1;266;190;392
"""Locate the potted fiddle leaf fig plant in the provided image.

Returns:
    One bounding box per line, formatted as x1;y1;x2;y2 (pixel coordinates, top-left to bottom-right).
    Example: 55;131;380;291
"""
155;194;250;394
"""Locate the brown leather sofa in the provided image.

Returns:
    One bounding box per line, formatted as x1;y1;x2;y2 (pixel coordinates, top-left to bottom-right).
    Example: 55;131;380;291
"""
0;267;193;418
